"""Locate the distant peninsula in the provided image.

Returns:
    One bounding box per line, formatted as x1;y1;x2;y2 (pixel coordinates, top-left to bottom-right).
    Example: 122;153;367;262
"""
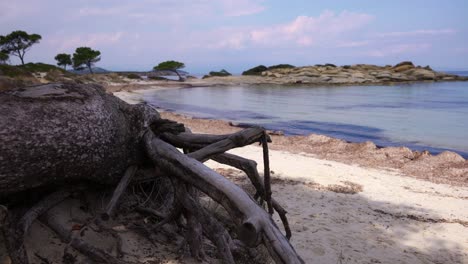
200;61;468;86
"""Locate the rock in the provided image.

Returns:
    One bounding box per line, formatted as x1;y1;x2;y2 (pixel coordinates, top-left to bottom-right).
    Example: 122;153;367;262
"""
442;76;456;80
350;72;365;78
390;75;414;82
394;61;414;68
319;76;332;82
376;72;392;79
328;77;350;84
273;73;283;78
393;64;414;72
409;68;436;80
322;69;340;75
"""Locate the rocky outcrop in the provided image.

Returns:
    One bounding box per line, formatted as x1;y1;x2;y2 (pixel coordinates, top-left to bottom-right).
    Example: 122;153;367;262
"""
203;69;232;79
252;61;468;85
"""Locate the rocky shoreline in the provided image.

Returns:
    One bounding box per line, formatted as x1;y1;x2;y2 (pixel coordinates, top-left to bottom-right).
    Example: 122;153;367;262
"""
198;61;468;86
157;111;468;187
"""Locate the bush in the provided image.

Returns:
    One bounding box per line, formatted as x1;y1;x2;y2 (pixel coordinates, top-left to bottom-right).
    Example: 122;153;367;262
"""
19;63;68;73
148;76;168;80
126;73;141;79
0;63;71;79
0;64;31;77
267;64;295;70
242;65;268;76
208;69;232;77
324;63;337;68
394;61;414;68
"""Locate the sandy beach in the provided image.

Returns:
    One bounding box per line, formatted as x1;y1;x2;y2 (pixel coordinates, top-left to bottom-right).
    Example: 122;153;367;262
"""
113;85;468;263
209;146;468;264
2;86;466;264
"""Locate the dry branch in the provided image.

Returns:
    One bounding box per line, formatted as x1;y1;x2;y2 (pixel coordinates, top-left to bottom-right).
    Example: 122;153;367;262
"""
102;166;138;220
261;133;274;215
40;211;131;264
212;153;292;240
144;130;303;263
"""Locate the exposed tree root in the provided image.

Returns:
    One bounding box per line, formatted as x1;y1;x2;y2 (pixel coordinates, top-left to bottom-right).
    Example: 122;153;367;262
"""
162;130;293;240
1;84;303;263
261;132;274;215
1;189;75;264
144;128;304;263
102;166;138;221
40;210;131;264
212;153;292;240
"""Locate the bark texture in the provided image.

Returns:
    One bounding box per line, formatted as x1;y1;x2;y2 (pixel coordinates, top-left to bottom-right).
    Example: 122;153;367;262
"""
0;83;158;197
0;82;303;263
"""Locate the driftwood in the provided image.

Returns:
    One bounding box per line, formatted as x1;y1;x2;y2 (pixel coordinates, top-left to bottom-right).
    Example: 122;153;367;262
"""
102;166;138;220
0;83;303;263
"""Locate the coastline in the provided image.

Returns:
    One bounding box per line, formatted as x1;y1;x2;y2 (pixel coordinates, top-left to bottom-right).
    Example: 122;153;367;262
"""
109;82;468;262
159;111;468;187
111;85;468;187
157;108;468;263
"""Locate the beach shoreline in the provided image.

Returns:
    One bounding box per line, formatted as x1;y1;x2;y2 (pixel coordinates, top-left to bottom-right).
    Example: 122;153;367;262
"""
111;83;468;187
158;111;468;187
108;82;468;263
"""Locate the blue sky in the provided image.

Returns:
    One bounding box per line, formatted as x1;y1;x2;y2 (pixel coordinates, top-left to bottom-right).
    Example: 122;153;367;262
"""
1;0;467;73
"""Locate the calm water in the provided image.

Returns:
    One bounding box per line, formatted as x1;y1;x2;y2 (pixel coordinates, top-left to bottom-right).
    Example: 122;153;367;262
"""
141;80;468;157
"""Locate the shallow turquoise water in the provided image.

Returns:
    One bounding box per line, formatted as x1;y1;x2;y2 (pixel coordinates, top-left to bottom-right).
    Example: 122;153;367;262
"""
141;81;468;157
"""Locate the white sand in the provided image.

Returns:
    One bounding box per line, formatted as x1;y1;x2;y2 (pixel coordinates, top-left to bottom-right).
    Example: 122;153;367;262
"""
113;89;468;263
206;146;468;264
2;142;466;264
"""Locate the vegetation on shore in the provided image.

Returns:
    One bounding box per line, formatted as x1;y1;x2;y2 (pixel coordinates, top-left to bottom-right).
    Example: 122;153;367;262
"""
153;60;185;81
0;29;467;89
203;69;232;78
242;64;296;75
0;30;41;65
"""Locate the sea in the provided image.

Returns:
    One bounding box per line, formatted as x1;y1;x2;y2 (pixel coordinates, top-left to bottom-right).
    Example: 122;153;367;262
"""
139;72;468;158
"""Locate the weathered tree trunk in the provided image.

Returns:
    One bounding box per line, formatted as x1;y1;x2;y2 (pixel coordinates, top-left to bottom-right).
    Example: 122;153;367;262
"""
0;82;158;198
0;82;303;263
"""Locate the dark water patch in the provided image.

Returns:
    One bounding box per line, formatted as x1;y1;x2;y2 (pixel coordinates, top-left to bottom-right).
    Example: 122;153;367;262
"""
248;120;468;158
140;82;468;158
327;100;468;110
147;98;276;121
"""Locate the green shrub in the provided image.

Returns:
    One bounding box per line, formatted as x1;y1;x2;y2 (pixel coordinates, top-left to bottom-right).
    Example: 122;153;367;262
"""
267;64;295;70
127;73;141;79
19;63;68;73
208;69;232;77
0;64;31;77
148;76;168;80
242;65;268;76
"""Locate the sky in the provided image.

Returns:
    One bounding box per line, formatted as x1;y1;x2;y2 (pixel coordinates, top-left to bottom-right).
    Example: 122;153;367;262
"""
1;0;467;74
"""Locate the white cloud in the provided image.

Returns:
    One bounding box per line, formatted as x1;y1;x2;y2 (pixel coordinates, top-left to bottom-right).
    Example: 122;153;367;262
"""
208;10;375;48
377;29;456;38
367;43;432;57
47;32;127;52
